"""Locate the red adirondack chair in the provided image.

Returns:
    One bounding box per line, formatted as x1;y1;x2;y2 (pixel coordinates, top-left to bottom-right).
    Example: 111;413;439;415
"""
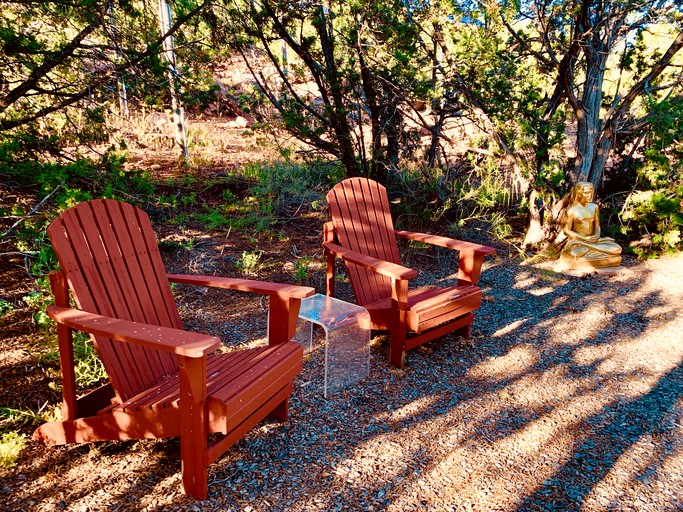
33;199;314;499
324;177;496;368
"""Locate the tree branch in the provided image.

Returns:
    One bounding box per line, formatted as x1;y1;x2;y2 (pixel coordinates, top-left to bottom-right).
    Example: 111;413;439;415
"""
2;181;64;238
605;30;683;129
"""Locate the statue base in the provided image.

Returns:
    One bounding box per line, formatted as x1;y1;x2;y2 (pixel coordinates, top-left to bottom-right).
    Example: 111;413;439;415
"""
556;254;622;271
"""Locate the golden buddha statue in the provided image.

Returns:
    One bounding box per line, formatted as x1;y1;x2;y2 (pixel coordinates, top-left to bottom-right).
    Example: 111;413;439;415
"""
558;181;622;270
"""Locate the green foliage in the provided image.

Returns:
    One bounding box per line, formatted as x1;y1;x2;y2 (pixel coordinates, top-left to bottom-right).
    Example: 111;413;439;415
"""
73;333;108;387
243;159;343;212
38;332;107;388
185;159;336;233
0;0;208;144
181;191;198;207
1;140;156;284
195;208;232;229
0;404;61;431
0;431;27;469
0;142;155;207
622;186;683;257
293;256;311;283
235;250;263;275
158;237;196;251
0;299;14;318
216;0;436;178
22;291;53;329
387;158;513;238
621;98;683;257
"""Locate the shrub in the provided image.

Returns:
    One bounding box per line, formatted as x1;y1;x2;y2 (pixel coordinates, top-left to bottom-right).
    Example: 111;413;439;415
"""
0;431;27;469
620;98;683;258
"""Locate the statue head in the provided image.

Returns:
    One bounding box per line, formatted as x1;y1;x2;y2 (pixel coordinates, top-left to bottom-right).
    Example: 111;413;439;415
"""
569;181;594;205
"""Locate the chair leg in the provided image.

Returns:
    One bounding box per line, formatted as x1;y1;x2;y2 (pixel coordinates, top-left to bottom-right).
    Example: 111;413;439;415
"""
454;323;471;339
181;433;208;499
268;397;289;422
389;328;406;369
179;356;209;500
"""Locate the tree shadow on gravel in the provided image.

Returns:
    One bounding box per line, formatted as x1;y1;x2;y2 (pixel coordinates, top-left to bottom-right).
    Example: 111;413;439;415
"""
5;245;682;511
512;363;683;512
162;253;683;512
208;253;682;512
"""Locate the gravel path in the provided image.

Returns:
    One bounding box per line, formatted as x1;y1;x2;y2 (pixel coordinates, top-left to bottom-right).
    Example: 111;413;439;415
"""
3;248;682;512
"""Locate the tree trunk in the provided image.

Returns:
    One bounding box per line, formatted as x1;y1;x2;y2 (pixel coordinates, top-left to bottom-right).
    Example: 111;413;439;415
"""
159;0;189;158
522;189;545;248
356;34;383;180
573;38;607;189
317;6;361;177
428;22;445;168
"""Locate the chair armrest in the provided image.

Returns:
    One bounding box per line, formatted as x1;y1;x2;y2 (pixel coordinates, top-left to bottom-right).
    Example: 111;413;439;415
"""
395;230;495;285
395;230;496;256
323;241;417;280
167;274;315;299
167;274;314;346
47;306;221;358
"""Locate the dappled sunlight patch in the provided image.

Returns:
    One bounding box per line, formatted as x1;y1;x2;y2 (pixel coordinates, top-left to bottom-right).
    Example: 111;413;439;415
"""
236;336;269;349
551;295;569;308
334;437;410;485
15;439;185;510
416;429;576;510
512;273;539;289
467;343;538;380
385;359;678;510
512;271;568;295
575;330;683;378
492;318;531;338
582;417;683;510
377;392;580;510
527;286;557;296
500;369;583;409
540;304;613;346
383;396;440;424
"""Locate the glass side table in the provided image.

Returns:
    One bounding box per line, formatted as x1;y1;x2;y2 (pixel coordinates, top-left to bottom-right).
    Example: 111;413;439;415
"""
293;294;370;397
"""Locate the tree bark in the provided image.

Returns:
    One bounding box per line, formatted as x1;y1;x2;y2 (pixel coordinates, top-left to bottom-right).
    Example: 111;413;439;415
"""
316;6;362;177
573;18;609;189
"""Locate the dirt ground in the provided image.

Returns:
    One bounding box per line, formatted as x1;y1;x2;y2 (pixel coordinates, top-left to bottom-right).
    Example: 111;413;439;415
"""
1;120;682;511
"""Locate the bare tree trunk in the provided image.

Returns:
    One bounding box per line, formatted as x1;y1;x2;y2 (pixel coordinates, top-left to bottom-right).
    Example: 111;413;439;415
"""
522;189;545;248
109;2;129;117
428;23;445;168
573;39;607;189
317;5;361;176
159;0;189;158
356;33;383;179
384;98;401;171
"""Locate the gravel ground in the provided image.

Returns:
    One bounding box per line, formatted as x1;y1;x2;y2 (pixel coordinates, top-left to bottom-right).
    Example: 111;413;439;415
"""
2;244;682;512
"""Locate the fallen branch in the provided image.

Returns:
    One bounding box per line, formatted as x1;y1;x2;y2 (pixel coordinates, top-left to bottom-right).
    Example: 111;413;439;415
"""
0;251;38;258
2;181;63;238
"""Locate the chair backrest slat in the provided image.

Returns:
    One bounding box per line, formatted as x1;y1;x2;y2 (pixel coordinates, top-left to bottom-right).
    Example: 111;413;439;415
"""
94;201;180;377
327;178;402;305
48;199;181;401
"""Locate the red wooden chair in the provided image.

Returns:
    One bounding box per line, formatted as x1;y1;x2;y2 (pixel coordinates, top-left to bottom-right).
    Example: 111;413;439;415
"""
324;177;496;368
33;199;314;499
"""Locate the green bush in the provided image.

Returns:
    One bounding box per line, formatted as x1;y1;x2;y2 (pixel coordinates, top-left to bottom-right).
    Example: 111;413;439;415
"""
385;161;513;238
0;431;27;469
621;183;683;257
620;99;683;257
0;299;13;318
243;158;344;214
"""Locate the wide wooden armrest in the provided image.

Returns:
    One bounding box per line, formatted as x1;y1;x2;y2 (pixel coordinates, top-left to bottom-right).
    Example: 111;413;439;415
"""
47;306;221;358
395;230;496;256
167;274;315;299
323;241;417;280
